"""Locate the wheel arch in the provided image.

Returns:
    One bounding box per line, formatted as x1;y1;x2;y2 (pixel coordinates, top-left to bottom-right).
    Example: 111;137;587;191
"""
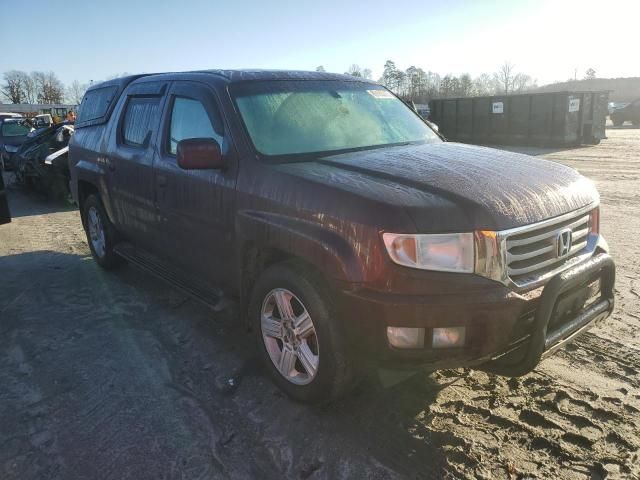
237;211;364;328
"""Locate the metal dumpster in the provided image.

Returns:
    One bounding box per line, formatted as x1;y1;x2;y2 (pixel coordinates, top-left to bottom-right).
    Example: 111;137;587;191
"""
429;91;609;147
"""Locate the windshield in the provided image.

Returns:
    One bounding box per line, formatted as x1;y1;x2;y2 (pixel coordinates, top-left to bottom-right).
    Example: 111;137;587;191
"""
232;80;440;157
1;120;31;137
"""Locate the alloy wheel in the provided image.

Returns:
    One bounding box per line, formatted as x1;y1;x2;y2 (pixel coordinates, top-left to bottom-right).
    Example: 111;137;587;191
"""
87;206;106;258
261;288;320;385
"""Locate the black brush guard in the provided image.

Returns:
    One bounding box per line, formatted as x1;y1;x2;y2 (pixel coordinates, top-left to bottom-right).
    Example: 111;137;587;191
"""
485;253;615;376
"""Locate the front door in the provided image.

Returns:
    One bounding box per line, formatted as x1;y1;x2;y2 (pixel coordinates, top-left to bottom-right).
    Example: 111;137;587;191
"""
153;81;237;285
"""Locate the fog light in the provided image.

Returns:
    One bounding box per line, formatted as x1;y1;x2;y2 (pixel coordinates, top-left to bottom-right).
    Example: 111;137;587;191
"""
387;327;425;349
432;327;466;348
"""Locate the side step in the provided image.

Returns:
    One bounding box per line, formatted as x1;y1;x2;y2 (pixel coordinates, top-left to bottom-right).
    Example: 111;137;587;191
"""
114;242;225;311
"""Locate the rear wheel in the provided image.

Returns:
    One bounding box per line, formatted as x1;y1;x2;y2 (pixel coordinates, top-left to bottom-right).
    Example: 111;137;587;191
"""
82;194;122;270
250;262;355;403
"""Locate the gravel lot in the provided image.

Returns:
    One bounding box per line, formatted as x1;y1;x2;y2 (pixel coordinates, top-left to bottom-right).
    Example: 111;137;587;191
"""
1;128;639;480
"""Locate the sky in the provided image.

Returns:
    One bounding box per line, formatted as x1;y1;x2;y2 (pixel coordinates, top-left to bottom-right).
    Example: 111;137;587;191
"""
1;0;637;87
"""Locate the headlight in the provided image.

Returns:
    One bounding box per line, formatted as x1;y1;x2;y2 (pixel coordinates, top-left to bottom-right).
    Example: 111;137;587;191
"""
4;145;18;153
382;232;475;273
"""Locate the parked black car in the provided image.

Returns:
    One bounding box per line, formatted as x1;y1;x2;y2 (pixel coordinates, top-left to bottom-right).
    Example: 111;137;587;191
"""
69;70;614;403
0;117;32;170
610;99;640;126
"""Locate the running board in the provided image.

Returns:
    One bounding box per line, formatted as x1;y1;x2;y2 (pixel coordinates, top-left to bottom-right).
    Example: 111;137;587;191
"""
114;242;225;311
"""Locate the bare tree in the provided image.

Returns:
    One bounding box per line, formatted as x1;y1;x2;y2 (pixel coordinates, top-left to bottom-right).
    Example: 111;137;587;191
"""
32;71;64;104
346;64;363;77
1;70;25;103
66;80;88;104
512;73;535;93
584;68;596;80
495;61;515;95
23;73;37;104
361;68;372;80
473;73;496;96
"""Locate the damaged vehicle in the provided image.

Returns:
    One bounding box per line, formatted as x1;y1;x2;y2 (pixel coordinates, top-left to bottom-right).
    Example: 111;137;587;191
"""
69;71;615;403
14;122;74;199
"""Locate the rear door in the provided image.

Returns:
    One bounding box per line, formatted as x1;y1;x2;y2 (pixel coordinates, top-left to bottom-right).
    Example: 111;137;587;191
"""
106;81;168;249
153;80;237;285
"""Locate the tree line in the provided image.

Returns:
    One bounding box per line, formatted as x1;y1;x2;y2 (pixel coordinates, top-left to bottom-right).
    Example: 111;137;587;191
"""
315;60;538;103
1;70;88;105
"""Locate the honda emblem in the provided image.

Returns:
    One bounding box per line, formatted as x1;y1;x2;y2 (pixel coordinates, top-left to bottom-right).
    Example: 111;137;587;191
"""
556;228;573;258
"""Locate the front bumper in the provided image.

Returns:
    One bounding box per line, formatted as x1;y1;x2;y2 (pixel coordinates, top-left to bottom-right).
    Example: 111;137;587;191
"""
339;253;615;375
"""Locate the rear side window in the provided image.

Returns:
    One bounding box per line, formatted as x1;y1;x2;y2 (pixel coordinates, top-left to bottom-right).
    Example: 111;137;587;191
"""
76;86;118;126
168;97;223;154
122;97;161;147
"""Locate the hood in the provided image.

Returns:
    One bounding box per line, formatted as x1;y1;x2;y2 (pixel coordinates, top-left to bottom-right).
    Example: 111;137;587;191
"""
283;142;598;232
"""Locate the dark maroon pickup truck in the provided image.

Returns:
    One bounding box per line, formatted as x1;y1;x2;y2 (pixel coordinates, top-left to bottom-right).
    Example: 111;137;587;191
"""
69;70;615;403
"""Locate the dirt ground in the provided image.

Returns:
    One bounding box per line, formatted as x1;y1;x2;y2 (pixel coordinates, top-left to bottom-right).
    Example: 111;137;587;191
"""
1;128;638;480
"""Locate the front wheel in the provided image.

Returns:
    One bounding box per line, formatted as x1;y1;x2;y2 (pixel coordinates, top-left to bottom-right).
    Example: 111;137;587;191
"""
82;194;123;270
250;262;356;403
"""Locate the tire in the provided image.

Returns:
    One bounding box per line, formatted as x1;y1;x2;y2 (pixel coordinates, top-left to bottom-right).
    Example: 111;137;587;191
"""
249;262;356;403
82;194;123;270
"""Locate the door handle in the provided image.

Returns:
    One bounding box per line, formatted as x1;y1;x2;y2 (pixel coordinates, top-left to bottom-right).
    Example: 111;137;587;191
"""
157;175;167;187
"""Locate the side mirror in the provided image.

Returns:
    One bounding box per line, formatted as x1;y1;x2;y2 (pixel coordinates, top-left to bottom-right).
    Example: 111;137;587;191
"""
177;138;225;170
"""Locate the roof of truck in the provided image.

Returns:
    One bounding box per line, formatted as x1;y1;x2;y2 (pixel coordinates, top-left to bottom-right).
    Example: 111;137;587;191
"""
87;70;376;93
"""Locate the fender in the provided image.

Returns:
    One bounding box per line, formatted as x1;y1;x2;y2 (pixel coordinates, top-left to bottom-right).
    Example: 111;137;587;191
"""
73;159;117;225
237;209;368;285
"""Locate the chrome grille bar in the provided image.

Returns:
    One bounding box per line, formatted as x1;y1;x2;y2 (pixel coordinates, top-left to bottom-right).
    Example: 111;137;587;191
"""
503;207;595;287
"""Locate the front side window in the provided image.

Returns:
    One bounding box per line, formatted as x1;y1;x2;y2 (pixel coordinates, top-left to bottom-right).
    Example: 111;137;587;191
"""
122;97;161;147
232;80;440;157
168;97;222;155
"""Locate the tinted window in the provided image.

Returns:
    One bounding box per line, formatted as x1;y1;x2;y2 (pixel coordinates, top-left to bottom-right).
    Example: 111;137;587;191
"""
122;97;161;147
168;97;222;155
76;86;118;125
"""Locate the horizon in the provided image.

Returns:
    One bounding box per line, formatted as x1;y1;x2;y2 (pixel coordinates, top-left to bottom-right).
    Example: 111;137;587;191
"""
1;0;638;88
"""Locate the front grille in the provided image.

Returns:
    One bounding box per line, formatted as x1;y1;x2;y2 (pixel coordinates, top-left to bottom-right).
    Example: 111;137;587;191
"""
505;210;592;286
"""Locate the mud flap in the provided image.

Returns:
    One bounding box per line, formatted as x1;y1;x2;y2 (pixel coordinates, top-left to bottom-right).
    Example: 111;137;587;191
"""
483;253;615;377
